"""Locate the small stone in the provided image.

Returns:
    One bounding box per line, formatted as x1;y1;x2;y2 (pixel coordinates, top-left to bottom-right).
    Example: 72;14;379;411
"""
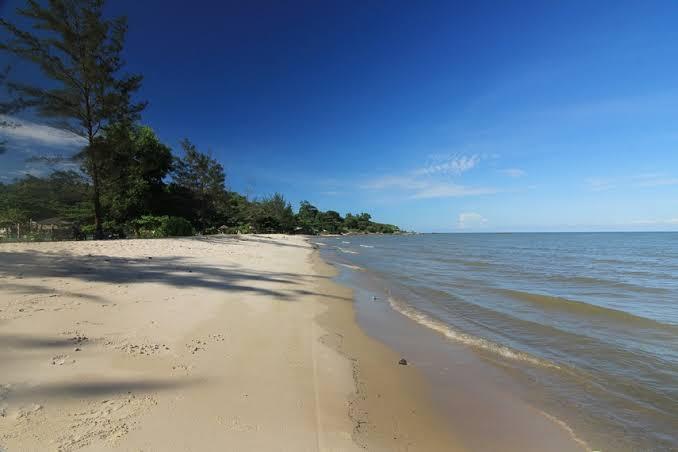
398;358;408;366
74;347;81;352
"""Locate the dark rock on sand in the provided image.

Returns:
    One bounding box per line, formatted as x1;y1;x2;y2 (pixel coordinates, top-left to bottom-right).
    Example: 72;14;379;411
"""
398;358;408;366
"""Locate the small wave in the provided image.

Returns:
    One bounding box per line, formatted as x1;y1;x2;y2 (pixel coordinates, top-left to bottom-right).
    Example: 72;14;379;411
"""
547;274;668;294
434;256;492;268
537;410;594;452
495;289;677;331
338;263;363;271
337;247;358;255
388;297;559;370
341;241;351;244
359;245;374;248
312;242;326;247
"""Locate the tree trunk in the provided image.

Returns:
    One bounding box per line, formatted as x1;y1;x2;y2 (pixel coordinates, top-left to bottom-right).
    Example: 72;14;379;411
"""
92;163;103;240
87;131;104;241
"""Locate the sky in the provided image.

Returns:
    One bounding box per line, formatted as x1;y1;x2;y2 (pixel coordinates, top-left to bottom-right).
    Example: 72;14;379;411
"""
1;0;678;232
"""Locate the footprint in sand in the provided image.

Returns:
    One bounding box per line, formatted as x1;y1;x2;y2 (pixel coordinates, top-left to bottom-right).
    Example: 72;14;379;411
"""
117;342;170;356
208;333;226;342
186;333;226;355
57;395;156;450
186;339;206;354
216;415;260;433
171;363;194;375
51;354;75;366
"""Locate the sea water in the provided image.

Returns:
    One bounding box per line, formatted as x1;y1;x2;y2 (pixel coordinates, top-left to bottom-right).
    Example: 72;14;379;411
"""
318;233;678;451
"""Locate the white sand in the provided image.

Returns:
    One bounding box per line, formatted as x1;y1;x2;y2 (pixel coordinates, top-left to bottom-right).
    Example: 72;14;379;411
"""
0;235;457;451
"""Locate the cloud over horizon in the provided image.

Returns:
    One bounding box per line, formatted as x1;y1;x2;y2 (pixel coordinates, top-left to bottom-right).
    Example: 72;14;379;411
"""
0;115;87;152
457;212;488;229
361;153;499;199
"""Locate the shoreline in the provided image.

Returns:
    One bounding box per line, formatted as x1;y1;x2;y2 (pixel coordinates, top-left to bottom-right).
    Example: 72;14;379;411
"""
0;234;456;451
309;246;462;450
318;236;590;452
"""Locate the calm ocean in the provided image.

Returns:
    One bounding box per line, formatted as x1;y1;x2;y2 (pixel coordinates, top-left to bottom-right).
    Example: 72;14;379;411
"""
318;233;678;451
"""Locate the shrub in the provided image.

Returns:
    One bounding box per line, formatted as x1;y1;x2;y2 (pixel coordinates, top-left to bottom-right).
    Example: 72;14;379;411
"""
162;216;194;237
130;215;194;238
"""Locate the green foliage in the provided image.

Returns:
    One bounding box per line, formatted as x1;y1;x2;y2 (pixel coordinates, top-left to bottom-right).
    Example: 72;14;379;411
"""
250;193;295;233
100;124;173;223
0;171;92;225
130;215;193;238
162;216;194;237
319;210;343;234
296;200;320;234
0;2;402;241
169;139;227;231
0;0;146;238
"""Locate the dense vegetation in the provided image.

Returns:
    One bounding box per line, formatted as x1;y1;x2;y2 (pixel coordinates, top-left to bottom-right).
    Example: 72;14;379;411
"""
0;0;399;241
0;158;400;239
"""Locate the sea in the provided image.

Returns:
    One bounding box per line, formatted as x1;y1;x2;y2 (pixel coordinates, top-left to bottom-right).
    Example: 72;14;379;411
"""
317;232;678;452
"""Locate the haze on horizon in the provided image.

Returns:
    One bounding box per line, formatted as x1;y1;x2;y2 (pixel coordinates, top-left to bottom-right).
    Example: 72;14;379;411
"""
1;0;677;233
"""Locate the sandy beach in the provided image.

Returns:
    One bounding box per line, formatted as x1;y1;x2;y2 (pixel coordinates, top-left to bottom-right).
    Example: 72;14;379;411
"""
0;235;457;451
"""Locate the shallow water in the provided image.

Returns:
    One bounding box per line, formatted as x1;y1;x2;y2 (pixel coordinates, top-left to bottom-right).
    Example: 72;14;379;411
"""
318;232;678;451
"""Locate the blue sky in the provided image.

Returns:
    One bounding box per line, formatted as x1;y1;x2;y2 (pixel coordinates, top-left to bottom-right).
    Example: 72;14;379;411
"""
1;0;678;232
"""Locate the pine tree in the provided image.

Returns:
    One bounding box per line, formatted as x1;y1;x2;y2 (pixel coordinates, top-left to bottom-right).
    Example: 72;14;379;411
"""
0;0;145;238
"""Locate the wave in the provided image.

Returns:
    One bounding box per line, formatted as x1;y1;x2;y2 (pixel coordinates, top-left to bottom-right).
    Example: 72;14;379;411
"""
433;256;493;268
341;241;351;244
537;409;594;452
495;289;677;331
546;274;669;294
337;247;358;255
359;244;374;248
387;296;560;370
338;263;363;271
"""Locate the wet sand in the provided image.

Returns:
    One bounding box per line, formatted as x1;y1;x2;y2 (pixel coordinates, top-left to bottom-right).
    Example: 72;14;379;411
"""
323;246;590;452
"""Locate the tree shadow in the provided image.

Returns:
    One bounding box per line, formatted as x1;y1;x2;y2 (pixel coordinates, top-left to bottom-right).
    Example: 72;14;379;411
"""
0;238;334;304
5;378;205;403
0;333;76;349
1;282;109;303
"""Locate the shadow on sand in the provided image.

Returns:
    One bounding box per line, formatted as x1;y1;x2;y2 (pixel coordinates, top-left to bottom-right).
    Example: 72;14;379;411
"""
0;237;349;304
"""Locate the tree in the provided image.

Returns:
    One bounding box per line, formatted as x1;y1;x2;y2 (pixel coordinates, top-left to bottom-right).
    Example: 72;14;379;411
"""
99;124;172;224
296;200;320;234
170;139;227;231
0;66;24;155
252;193;295;233
0;171;91;223
0;0;146;238
319;210;343;234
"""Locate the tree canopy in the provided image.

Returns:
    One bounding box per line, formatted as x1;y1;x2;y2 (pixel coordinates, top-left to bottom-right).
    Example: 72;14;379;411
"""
0;0;146;238
0;0;401;241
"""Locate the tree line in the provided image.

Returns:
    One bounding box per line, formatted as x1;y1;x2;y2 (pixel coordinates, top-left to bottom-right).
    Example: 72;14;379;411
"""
0;0;400;240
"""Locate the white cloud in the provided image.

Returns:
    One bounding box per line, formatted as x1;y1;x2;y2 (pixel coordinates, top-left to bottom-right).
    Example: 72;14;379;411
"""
631;218;678;225
410;183;497;199
457;212;488;229
0;115;86;150
362;175;427;191
415;154;480;176
499;168;526;178
586;177;615;192
362;175;497;199
361;153;500;199
586;173;678;191
633;173;678;187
